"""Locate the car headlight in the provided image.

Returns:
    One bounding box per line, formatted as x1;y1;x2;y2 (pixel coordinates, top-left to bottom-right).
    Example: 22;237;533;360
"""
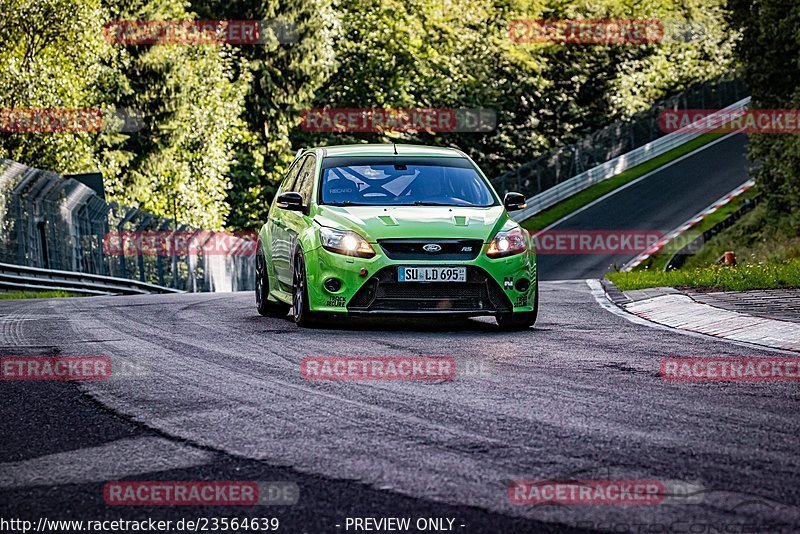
319;226;376;258
486;227;527;258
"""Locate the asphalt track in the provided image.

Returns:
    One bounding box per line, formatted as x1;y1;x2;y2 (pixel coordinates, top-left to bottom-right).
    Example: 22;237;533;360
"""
538;134;751;281
2;283;799;533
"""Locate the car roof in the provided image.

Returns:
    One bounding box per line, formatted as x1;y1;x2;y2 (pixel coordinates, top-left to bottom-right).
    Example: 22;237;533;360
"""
307;143;467;159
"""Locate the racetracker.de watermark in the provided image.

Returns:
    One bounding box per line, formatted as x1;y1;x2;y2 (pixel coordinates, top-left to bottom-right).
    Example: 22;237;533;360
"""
1;356;111;381
300;108;496;133
0;108;142;133
103;231;257;256
508;479;705;506
301;356;458;381
531;230;663;255
509;480;664;505
103;481;299;506
103;19;298;45
659;109;800;134
508;19;664;44
660;358;800;382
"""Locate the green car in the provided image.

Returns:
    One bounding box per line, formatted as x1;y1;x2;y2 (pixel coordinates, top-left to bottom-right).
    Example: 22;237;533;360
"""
255;144;538;329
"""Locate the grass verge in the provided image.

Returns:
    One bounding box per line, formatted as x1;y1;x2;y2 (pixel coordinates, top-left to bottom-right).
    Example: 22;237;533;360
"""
521;133;724;231
0;290;76;300
683;204;800;269
608;203;800;292
607;258;800;292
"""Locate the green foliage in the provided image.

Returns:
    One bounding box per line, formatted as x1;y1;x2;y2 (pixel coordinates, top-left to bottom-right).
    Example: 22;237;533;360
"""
0;0;115;171
0;0;250;230
683;203;800;269
297;0;736;182
0;0;739;231
728;0;800;230
0;290;75;299
189;0;337;230
605;0;737;117
99;0;250;230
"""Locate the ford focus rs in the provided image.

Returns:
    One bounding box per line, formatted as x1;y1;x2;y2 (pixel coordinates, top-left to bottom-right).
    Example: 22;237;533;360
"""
255;144;538;329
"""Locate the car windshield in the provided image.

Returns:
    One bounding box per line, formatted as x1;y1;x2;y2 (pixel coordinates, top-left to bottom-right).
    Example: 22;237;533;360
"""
320;157;497;207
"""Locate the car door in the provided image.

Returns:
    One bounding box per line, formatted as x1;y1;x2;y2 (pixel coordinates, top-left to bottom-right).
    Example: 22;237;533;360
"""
280;154;317;285
270;157;303;288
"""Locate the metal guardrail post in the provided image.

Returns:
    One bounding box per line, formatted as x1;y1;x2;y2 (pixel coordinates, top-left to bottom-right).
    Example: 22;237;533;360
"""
135;213;152;283
116;208;137;280
13;189;24;265
186;229;202;292
155;220;171;287
197;231;215;292
172;223;189;290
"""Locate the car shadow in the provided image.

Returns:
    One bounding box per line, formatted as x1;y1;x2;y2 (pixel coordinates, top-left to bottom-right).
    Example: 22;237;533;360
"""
290;314;534;334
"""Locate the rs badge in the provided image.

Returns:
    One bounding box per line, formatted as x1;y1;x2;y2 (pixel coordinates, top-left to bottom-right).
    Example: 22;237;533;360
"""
504;277;514;290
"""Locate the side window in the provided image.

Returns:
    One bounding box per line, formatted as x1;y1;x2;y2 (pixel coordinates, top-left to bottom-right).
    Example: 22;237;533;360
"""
295;155;317;203
278;157;304;195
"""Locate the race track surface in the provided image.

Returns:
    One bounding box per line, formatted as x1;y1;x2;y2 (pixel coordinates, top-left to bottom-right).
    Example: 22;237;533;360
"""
539;134;751;280
2;284;798;532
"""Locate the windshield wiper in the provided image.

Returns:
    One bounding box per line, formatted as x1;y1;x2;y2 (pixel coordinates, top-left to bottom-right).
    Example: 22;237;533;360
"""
412;201;452;206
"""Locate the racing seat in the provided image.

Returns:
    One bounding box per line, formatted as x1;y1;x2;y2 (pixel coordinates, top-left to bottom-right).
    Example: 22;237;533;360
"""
324;175;362;204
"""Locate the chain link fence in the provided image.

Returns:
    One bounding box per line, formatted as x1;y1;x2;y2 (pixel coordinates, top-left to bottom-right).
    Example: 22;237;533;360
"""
492;74;748;197
0;159;255;292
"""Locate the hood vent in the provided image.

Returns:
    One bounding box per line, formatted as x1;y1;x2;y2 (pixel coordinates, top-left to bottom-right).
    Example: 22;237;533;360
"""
378;215;398;226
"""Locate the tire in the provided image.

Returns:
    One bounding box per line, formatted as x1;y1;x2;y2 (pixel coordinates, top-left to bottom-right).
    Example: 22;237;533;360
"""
496;276;539;330
255;242;290;317
292;250;318;327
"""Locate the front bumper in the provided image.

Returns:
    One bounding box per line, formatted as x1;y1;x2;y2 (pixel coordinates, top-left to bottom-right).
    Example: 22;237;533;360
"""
304;241;537;316
346;265;512;315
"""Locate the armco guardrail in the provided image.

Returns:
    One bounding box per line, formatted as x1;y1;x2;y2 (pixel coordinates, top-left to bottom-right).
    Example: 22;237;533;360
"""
493;75;747;198
0;262;184;296
511;97;752;223
0;159;255;292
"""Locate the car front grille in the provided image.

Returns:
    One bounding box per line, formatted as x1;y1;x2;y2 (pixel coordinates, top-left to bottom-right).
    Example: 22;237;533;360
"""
347;266;512;314
377;239;483;260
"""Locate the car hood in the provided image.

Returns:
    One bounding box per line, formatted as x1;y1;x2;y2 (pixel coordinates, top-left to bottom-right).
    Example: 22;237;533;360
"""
314;205;511;242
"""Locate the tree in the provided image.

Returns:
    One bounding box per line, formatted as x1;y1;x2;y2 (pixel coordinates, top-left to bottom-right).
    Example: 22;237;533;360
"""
0;0;742;232
99;0;249;229
190;0;337;230
0;0;250;230
295;0;736;179
728;0;800;229
0;0;115;172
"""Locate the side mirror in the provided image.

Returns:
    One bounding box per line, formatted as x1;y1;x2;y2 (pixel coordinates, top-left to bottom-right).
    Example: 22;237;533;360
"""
503;192;527;212
276;192;304;212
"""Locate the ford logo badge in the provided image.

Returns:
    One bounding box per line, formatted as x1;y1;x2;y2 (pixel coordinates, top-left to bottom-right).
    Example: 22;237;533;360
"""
422;244;442;252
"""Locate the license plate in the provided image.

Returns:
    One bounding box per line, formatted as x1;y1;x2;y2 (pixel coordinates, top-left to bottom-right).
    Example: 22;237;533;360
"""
398;266;467;282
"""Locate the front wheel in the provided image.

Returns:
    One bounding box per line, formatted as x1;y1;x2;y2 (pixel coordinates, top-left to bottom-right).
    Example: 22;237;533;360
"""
292;251;319;327
496;278;538;330
256;243;290;317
